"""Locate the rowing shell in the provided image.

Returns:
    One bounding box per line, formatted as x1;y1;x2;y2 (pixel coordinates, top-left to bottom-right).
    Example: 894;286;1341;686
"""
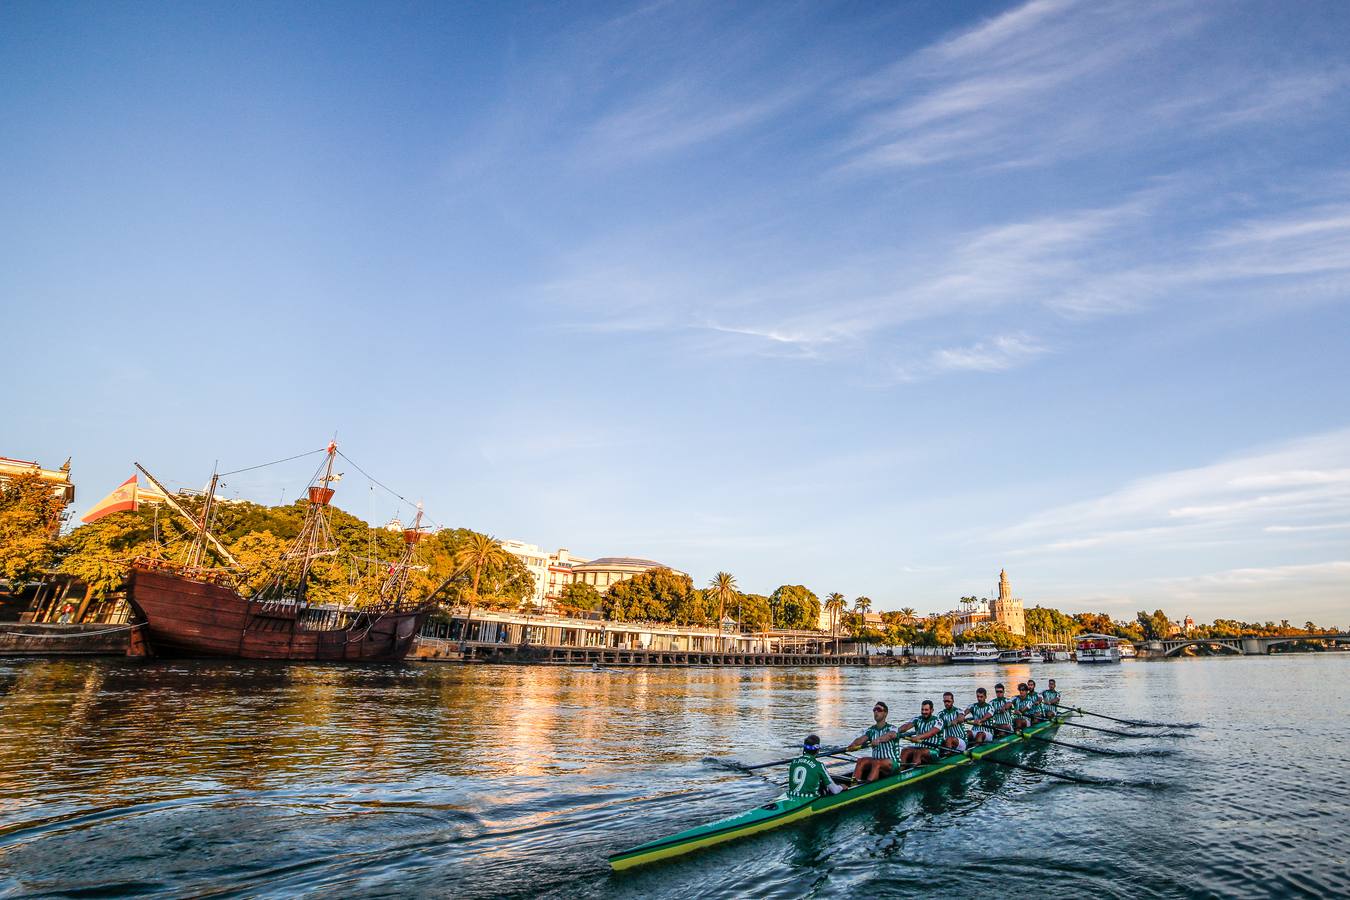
608;712;1072;870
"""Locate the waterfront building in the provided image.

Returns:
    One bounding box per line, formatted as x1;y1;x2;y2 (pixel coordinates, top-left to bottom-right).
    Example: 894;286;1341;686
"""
422;607;839;655
568;556;686;591
545;548;589;604
953;597;993;636
0;455;75;515
501;539;553;607
990;569;1026;636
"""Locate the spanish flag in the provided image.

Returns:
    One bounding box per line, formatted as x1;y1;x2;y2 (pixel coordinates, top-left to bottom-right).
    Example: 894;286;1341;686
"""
81;476;139;523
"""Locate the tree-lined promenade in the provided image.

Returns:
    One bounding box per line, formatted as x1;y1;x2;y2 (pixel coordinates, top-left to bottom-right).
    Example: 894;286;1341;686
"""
1;471;1342;643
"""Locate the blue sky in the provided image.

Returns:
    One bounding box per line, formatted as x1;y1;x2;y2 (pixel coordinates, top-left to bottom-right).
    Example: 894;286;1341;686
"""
4;0;1349;623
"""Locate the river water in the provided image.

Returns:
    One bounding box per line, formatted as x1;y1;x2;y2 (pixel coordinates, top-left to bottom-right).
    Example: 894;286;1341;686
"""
0;654;1346;898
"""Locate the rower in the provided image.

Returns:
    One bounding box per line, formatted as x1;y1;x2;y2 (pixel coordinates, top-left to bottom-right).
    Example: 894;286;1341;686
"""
787;734;844;799
963;687;996;744
1026;678;1041;714
896;700;944;767
937;692;967;752
845;701;901;783
1042;678;1061;713
989;683;1015;736
1012;683;1034;729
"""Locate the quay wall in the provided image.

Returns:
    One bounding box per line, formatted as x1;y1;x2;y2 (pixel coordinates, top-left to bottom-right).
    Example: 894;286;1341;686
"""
0;623;133;656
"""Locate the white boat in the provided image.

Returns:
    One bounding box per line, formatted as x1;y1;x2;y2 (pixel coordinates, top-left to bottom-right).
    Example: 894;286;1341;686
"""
951;642;1001;664
1076;633;1122;664
1117;641;1137;659
1036;643;1071;662
998;647;1034;664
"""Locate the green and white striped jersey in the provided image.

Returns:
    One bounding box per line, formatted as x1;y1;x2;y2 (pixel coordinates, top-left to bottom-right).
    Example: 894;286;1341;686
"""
860;722;901;763
963;700;995;724
786;754;831;799
989;697;1015;727
1042;689;1061;710
905;714;943;749
936;706;965;741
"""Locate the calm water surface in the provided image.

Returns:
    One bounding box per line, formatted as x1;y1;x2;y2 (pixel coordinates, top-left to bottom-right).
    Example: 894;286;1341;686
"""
1;655;1347;898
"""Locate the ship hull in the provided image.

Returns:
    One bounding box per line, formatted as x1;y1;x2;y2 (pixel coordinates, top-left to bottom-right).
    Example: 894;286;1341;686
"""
126;566;428;661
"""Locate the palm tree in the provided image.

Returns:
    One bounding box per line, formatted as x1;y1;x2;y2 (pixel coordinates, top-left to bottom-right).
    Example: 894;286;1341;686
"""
454;532;509;649
825;592;845;654
708;571;738;650
854;597;872;646
899;606;917;624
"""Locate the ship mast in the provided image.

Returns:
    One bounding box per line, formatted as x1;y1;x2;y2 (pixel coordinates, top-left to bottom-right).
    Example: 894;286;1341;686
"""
259;442;342;604
134;463;240;569
380;502;427;606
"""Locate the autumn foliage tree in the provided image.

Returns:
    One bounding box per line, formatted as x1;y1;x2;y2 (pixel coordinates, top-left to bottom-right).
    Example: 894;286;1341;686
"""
0;472;67;583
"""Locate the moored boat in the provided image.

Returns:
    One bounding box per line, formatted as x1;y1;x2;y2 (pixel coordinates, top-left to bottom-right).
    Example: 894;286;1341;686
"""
1076;633;1122;664
951;642;1001;664
608;712;1071;870
1118;641;1137;659
125;443;433;661
998;647;1035;664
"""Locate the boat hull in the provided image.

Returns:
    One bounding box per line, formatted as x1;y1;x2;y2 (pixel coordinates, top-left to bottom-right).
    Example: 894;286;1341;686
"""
126;565;429;661
608;713;1070;870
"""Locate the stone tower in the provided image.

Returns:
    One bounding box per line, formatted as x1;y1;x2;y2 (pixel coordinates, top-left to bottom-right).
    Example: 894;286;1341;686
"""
991;568;1026;636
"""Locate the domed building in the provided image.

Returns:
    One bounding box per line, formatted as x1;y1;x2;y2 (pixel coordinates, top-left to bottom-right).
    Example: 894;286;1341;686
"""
569;557;686;592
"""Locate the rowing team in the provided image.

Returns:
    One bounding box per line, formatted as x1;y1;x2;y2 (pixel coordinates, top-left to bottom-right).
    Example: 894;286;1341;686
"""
786;678;1061;799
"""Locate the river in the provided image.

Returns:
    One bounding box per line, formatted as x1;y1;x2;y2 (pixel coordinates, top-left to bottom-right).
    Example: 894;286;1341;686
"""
0;654;1346;898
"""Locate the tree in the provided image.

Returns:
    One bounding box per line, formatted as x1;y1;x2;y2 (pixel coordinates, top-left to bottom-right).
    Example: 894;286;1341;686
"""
899;607;917;623
0;472;68;583
824;592;846;653
854;596;871;616
603;568;695;623
707;572;739;646
453;532;514;641
1135;609;1173;641
769;584;821;630
557;581;602;616
57;509;162;597
228;530;291;595
738;593;772;632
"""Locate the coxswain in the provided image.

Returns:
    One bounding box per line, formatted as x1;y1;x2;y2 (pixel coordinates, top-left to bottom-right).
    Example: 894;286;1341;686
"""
989;683;1016;735
937;692;968;752
1012;683;1035;729
963;687;997;744
896;700;944;767
787;734;844;799
845;701;901;783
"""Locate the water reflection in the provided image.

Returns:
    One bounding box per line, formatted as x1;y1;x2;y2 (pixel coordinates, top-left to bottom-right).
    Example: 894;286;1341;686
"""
0;656;1347;898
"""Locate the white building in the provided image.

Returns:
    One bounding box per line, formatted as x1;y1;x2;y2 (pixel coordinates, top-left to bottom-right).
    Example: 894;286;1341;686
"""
500;539;552;607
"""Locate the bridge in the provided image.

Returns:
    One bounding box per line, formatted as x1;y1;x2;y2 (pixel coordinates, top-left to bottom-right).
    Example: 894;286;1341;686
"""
1143;633;1350;657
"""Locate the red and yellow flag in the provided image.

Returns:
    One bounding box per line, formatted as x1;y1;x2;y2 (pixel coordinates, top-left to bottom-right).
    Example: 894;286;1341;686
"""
81;476;138;523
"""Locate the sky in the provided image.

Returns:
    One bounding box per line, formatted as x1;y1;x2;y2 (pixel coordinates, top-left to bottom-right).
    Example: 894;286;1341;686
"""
3;0;1349;625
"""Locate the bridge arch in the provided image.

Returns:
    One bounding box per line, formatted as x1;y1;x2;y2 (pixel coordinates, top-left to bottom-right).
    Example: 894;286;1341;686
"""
1162;639;1243;658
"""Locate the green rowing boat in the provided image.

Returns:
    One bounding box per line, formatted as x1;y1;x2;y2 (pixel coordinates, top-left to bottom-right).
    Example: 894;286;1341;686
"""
608;712;1072;870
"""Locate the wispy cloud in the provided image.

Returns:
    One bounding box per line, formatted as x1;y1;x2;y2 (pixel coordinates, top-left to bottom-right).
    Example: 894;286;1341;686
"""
834;0;1346;174
1002;428;1350;554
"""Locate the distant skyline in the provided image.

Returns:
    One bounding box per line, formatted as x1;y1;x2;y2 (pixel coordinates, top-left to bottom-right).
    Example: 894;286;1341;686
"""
4;1;1348;623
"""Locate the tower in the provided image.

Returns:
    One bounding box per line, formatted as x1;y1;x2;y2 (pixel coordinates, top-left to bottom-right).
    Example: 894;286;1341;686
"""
991;568;1026;636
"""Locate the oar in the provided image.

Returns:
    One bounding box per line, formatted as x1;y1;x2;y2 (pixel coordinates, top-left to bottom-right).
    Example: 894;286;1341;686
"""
733;745;851;772
1057;704;1196;729
1022;711;1144;739
933;742;1105;786
975;754;1108;785
1004;729;1128;757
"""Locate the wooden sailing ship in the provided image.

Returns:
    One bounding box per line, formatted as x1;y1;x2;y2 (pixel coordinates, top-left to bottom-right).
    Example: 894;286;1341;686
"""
125;442;433;661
